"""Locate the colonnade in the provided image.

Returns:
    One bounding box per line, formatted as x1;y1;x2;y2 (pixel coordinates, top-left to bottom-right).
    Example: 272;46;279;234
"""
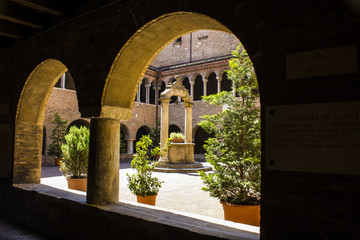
136;69;228;104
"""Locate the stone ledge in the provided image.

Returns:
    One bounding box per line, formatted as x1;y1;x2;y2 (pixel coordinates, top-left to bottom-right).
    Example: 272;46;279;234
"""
14;184;259;239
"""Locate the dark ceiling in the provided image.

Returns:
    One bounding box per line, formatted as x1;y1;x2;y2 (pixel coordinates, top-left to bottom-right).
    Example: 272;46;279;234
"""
0;0;116;51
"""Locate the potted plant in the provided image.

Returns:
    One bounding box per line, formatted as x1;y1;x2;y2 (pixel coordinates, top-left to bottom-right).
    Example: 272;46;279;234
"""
60;125;89;192
127;135;166;205
199;45;261;226
169;132;184;143
47;112;67;166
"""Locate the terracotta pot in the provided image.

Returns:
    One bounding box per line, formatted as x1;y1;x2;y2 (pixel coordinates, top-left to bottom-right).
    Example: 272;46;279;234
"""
221;201;260;226
67;178;87;192
171;138;184;143
55;158;61;166
136;195;157;206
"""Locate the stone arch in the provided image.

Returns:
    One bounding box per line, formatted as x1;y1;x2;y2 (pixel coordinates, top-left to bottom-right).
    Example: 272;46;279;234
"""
221;71;232;92
101;12;232;120
135;125;152;152
207;72;217;95
194;126;215;154
169;124;182;135
193;75;203;101
120;123;130;154
67;119;90;132
14;59;67;183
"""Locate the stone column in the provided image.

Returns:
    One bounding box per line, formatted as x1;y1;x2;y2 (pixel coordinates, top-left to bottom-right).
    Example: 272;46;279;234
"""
203;78;208;96
158;98;170;166
233;81;236;97
136;84;141;102
145;84;151;104
217;76;222;93
126;139;134;154
184;102;193;143
190;79;195;99
87;117;120;205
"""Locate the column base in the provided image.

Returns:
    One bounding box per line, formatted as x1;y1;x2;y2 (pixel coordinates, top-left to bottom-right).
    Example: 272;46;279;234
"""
157;157;169;167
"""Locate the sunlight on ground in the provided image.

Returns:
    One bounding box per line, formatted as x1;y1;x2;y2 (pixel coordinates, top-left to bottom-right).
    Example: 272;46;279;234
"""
40;161;223;219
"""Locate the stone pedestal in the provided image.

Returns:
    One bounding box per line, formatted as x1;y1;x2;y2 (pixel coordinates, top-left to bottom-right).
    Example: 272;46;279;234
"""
168;143;195;164
87;117;120;205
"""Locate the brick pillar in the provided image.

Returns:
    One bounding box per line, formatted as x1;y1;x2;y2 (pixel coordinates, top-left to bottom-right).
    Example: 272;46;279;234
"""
87;117;120;205
13;121;43;184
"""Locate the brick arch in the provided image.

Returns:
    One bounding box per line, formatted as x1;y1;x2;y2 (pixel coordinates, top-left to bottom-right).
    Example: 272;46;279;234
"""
14;59;68;183
101;12;232;120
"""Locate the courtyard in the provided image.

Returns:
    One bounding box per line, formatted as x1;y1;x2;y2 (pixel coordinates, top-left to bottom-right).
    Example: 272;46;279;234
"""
41;160;224;220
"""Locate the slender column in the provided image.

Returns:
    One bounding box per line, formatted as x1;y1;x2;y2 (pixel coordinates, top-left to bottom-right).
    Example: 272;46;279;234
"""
136;84;141;102
158;99;170;166
203;78;208;96
190;79;195;99
184;102;194;143
145;84;151;104
126;139;134;154
87;118;120;205
60;73;66;89
216;76;222;93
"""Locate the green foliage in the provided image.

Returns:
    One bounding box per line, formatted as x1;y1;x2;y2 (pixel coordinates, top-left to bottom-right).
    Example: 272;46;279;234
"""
169;132;184;139
127;135;164;197
199;45;261;205
47;112;68;158
60;126;89;179
120;126;127;154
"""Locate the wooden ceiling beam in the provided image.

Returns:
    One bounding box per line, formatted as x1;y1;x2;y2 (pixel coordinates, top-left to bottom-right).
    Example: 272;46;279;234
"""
10;0;63;16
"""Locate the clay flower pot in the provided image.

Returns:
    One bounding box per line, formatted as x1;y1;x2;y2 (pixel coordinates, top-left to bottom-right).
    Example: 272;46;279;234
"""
221;201;260;226
171;138;184;143
67;178;87;192
136;195;157;206
55;158;61;166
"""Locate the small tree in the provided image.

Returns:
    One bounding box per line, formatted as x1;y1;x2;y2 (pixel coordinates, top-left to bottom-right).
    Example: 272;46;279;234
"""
60;126;89;179
199;45;261;205
47;112;67;158
127;135;170;197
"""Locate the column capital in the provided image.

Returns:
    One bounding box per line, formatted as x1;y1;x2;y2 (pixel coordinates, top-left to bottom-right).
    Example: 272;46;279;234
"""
160;98;171;103
203;78;208;83
216;76;222;81
184;102;194;108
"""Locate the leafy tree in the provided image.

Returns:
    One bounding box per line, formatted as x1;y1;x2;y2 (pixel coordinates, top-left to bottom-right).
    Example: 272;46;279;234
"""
199;45;261;205
60;126;89;179
47;112;67;158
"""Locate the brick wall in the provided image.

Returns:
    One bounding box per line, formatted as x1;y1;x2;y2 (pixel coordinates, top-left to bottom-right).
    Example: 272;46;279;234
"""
151;30;239;67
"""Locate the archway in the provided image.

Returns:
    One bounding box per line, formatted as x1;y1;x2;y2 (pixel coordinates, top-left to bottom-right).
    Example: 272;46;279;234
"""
120;123;129;154
169;124;182;135
193;75;203;101
14;59;67;183
194;126;215;154
207;72;217;95
101;12;233;120
134;125;151;152
221;71;232;92
67;119;90;132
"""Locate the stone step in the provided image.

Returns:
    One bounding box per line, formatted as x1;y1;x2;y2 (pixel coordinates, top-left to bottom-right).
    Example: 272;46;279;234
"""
169;163;204;169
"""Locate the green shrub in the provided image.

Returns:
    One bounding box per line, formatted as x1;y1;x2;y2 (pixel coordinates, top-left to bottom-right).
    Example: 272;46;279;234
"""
127;135;165;197
60;126;89;179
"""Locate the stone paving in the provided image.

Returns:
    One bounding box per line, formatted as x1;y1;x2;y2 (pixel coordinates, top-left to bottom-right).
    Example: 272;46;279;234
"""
40;160;224;220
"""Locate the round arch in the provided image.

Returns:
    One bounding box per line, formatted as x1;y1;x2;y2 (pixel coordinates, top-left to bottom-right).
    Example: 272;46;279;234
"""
67;119;90;132
169;124;182;135
101;12;233;119
194;126;215;154
14;59;68;183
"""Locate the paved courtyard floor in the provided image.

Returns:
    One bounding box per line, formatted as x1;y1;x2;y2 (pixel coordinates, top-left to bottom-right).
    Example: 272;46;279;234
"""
40;161;224;220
